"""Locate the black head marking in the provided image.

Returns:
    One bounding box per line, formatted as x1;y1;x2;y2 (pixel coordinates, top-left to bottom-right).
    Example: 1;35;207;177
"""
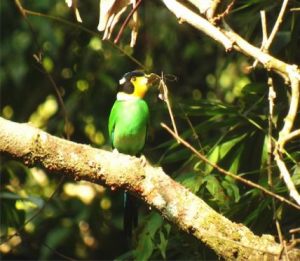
118;70;145;94
120;80;134;94
123;70;145;81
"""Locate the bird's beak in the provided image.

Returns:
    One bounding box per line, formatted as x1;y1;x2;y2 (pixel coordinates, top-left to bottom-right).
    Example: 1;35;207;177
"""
145;73;160;86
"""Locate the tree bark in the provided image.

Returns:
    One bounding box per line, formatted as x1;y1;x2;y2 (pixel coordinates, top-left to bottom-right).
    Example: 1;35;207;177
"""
1;117;299;260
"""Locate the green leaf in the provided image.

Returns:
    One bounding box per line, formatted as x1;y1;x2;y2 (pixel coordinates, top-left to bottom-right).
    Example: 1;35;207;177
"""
221;178;240;202
292;164;300;185
206;134;247;174
39;226;72;260
244;199;270;225
204;175;228;207
0;199;25;232
0;192;44;208
176;172;204;193
157;224;171;260
135;213;163;260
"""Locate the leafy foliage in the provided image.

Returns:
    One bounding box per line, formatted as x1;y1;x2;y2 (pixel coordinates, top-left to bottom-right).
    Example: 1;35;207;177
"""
1;0;299;260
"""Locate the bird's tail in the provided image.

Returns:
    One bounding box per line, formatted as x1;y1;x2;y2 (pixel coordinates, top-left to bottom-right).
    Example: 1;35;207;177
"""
124;192;138;238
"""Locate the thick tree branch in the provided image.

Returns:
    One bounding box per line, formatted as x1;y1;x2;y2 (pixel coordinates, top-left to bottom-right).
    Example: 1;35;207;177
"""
1;117;300;260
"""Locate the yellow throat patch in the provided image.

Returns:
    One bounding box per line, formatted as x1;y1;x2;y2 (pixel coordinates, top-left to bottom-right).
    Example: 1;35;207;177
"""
131;76;149;98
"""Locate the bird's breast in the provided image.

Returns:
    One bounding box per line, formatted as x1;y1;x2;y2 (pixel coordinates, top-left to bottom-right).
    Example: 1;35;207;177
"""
112;100;149;155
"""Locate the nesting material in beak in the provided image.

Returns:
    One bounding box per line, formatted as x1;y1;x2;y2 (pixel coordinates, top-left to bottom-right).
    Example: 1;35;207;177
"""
146;73;161;86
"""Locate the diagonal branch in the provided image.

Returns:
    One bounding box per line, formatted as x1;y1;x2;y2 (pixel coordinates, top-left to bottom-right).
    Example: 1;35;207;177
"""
161;123;300;210
161;0;300;81
263;0;290;52
1;117;300;260
274;67;300;205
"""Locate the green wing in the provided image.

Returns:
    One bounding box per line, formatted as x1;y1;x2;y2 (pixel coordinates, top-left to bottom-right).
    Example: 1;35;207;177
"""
108;100;120;146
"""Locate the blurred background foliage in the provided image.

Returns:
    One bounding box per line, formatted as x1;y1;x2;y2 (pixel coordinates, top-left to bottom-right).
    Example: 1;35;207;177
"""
1;0;300;260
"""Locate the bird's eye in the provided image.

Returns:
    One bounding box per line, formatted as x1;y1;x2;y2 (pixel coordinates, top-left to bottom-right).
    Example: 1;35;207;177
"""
131;76;136;82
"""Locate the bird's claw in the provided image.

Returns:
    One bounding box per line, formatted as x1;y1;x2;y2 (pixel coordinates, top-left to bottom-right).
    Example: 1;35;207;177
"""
139;155;148;167
112;148;119;154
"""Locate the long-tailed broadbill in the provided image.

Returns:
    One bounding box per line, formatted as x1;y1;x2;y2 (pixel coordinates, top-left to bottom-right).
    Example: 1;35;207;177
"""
108;70;155;238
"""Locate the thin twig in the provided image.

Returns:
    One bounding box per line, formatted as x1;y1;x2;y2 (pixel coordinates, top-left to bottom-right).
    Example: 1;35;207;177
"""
278;69;300;148
159;75;179;141
287;239;300;251
42;242;76;261
254;0;289;69
161;123;300;210
23;9;146;70
284;130;300;143
276;220;284;247
260;10;268;46
264;0;290;52
114;0;142;44
283;240;291;261
289;228;300;234
181;108;203;150
252;10;268;68
267;77;276;186
211;0;236;24
274;153;300;205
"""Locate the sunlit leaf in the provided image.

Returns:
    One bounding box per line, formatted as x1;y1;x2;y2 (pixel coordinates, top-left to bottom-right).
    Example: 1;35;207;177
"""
204;175;228;207
176;172;204;193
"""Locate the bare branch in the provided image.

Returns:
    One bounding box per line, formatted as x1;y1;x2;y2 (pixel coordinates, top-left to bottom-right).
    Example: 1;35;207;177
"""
278;67;300;149
267;76;276;186
273;66;300;206
161;0;233;51
211;0;236;24
254;0;289;69
260;10;268;46
263;0;290;52
161;0;300;81
284;130;300;143
158;75;179;140
252;10;268;68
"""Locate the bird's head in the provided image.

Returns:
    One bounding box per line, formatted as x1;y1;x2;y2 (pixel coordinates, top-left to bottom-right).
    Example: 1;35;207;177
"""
118;70;156;99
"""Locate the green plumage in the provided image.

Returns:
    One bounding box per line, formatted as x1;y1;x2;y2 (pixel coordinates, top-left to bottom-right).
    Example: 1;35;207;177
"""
109;70;151;240
109;97;149;239
109;99;149;155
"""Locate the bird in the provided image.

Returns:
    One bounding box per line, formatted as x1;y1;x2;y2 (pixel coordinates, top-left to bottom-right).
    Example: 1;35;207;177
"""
108;70;154;239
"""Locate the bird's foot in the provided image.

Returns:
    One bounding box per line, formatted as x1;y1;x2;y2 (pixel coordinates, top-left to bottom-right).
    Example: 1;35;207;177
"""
112;148;119;155
139;155;148;167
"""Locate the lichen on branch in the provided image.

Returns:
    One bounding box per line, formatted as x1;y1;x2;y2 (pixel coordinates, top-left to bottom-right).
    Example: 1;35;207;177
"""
1;117;300;260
